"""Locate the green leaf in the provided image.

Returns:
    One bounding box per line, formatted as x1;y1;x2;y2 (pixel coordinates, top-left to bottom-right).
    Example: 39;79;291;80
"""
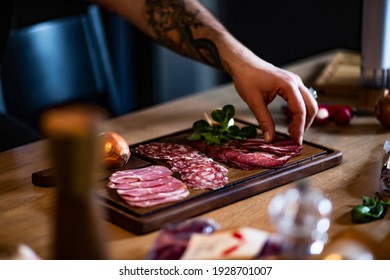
351;194;388;223
192;120;212;134
238;126;257;138
362;195;376;207
227;125;240;135
187;133;201;141
211;108;225;125
211;104;235;129
222;104;235;122
187;104;258;145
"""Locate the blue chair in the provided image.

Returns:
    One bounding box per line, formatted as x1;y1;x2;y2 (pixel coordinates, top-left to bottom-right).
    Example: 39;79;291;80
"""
0;5;129;130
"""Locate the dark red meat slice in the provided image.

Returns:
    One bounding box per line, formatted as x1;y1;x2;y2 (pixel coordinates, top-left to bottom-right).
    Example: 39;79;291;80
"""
231;137;302;156
190;136;302;170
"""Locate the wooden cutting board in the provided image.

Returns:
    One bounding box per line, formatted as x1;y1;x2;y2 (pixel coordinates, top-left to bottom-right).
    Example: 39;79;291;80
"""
96;122;343;235
313;50;385;111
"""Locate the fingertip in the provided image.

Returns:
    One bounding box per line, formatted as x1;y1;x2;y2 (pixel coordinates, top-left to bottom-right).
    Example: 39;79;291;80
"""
264;131;272;143
288;126;303;145
297;135;303;145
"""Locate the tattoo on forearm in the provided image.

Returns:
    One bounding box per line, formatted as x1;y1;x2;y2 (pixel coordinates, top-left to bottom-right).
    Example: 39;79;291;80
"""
144;0;223;69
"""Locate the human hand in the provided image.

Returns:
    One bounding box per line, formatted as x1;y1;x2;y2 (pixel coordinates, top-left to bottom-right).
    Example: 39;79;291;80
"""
228;56;318;145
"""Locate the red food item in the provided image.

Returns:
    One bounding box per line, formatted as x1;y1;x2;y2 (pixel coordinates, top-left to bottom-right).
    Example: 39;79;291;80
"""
136;142;229;190
333;107;352;126
179;163;228;189
125;191;190;208
109;165;172;183
192;136;302;170
313;107;330;126
136;142;203;160
108;166;190;208
223;149;292;169
116;177;185;196
146;219;220;260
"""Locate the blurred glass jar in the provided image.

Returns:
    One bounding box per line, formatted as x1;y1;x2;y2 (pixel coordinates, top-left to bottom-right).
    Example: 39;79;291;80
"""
268;181;332;258
0;243;40;260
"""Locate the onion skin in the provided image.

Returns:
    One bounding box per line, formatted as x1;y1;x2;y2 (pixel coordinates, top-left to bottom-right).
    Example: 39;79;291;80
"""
376;91;390;128
100;131;130;169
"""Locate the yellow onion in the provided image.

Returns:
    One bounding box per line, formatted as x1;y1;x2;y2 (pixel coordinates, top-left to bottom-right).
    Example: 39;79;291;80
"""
99;131;130;169
375;90;390;128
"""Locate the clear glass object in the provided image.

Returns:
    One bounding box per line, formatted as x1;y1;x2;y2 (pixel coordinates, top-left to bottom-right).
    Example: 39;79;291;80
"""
268;181;332;258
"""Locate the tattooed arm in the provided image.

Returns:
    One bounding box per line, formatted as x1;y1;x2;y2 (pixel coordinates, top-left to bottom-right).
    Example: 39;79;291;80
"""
92;0;318;144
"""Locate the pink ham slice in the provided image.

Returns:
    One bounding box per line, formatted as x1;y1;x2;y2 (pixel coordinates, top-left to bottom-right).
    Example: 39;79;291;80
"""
107;165;190;208
120;184;188;202
124;190;190;208
108;176;174;190
117;177;185;196
109;165;172;183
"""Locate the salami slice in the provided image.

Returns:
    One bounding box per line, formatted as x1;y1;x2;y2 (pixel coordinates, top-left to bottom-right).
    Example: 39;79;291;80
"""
136;142;229;190
136;142;203;160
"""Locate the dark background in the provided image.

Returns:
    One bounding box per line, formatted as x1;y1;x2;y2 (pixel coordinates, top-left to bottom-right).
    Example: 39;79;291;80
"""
221;0;362;66
4;0;363;111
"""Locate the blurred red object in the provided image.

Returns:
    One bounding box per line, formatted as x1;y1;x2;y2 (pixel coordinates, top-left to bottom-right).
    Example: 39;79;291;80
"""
282;104;355;126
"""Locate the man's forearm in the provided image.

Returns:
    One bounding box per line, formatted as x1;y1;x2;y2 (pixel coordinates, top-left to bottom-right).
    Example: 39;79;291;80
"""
93;0;244;70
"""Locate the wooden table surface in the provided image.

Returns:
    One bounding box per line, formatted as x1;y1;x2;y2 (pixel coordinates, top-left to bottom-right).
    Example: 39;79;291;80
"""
1;50;389;260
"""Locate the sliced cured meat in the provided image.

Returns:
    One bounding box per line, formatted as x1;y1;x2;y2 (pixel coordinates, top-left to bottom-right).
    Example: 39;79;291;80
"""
109;176;178;190
109;165;172;183
125;190;190;208
190;136;302;170
120;184;188;202
108;165;190;208
178;162;228;189
168;157;214;172
136;142;203;160
136;142;229;190
117;177;185;196
231;137;302;156
224;150;292;169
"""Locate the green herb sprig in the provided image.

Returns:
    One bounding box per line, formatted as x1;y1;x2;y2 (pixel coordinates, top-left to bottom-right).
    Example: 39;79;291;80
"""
351;193;390;223
187;104;257;145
